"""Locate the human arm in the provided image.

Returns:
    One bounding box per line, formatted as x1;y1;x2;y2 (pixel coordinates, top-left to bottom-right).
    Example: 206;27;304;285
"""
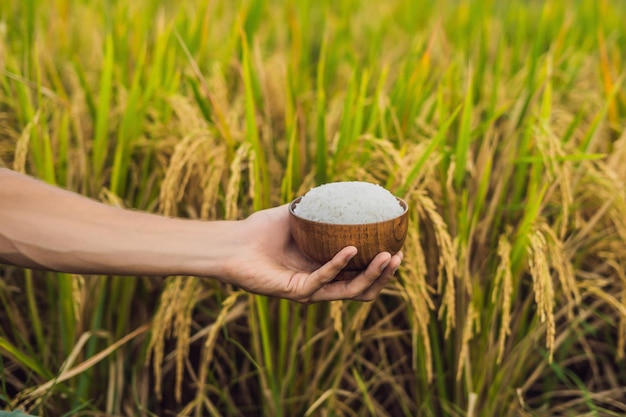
0;168;401;303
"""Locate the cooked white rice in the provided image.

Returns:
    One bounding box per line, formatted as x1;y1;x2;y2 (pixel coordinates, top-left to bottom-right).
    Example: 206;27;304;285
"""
293;181;404;224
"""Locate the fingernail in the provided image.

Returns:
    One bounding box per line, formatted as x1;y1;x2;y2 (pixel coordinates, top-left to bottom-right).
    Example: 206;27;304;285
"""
380;259;391;272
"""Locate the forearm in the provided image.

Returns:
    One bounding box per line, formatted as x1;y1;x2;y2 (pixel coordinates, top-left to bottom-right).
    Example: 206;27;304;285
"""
0;169;238;277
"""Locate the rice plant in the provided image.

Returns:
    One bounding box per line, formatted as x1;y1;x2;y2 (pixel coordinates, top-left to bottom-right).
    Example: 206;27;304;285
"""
1;0;626;415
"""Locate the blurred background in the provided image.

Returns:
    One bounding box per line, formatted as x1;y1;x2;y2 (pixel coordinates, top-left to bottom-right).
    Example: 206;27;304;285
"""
1;0;626;415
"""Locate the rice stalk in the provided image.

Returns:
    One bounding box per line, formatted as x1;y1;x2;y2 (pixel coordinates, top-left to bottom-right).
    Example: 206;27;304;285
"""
224;143;251;219
314;32;328;184
176;31;235;157
398;211;434;381
330;301;344;341
491;230;513;364
91;33;114;183
22;270;45;358
541;224;580;313
349;302;374;344
240;23;269;212
159;129;219;217
414;190;457;337
173;277;199;403
194;291;244;417
534;103;575;240
280;114;300;203
456;301;477;381
145;276;199;400
199;147;227;220
12;109;40;174
527;227;556;362
3;0;626;415
453;65;473;190
16;324;149;411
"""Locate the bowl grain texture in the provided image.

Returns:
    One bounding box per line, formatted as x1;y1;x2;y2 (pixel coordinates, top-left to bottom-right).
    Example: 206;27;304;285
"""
289;197;409;271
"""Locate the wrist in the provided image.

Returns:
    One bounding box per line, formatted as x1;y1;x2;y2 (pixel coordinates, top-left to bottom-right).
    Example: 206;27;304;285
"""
174;218;244;281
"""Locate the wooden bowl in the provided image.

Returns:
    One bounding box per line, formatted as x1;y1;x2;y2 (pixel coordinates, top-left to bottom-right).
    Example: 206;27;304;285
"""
289;197;409;271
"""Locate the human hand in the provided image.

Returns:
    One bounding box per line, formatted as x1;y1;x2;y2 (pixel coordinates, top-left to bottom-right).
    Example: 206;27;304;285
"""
0;168;402;292
222;205;403;303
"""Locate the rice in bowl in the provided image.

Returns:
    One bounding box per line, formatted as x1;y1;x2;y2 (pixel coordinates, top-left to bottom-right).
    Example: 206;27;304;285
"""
293;181;404;224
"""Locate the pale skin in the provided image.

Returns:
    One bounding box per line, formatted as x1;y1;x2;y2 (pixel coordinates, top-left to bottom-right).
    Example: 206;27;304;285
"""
0;168;402;303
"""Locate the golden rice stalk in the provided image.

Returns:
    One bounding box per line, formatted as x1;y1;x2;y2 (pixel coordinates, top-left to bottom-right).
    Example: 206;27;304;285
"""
565;162;622;253
621;289;626;361
579;163;626;361
605;258;626;360
194;291;244;415
176;399;200;417
491;231;513;364
399;141;442;197
160;132;214;217
350;302;374;343
145;276;198;399
398;219;435;381
605;179;626;246
71;274;86;324
415;190;457;337
201;291;242;366
330;301;344;341
199;146;227;220
534;124;574;238
99;187;125;208
12;109;41;174
456;301;477;381
173;277;199;403
247;146;257;206
361;136;402;182
607;130;626;181
208;62;232;123
169;94;207;132
225;143;251;219
540;223;581;317
527;228;556;362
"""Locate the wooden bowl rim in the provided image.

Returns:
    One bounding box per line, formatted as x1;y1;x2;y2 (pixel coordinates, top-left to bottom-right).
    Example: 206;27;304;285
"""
289;196;409;226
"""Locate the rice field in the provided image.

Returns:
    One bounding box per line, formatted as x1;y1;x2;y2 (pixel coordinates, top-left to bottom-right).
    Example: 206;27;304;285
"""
1;0;626;415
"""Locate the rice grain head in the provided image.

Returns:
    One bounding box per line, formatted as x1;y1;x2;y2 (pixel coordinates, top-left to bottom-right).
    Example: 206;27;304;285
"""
225;143;251;220
492;231;513;364
13;109;41;174
534;124;574;239
71;274;86;324
456;301;478;381
146;276;198;399
415;190;456;337
160;132;213;217
174;277;199;403
398;215;434;381
330;301;344;341
541;223;580;317
169;94;207;132
199;146;227;220
527;228;556;362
